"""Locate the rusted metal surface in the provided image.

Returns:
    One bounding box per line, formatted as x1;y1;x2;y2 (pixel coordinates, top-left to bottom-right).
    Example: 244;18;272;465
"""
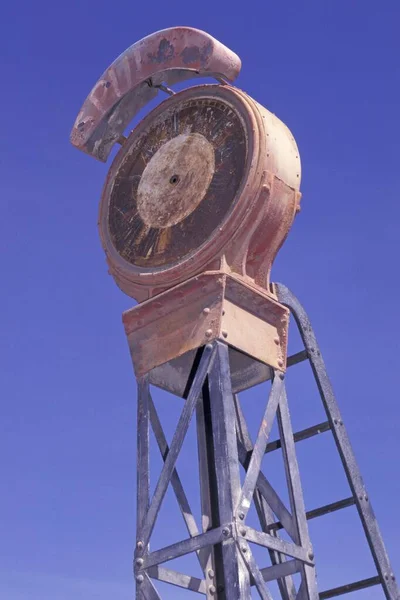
137;133;215;228
70;27;241;161
123;272;288;377
99;84;301;301
105;92;247;271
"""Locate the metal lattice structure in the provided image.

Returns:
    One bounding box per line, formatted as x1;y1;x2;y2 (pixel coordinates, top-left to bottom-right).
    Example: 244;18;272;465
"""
133;285;399;600
70;26;399;600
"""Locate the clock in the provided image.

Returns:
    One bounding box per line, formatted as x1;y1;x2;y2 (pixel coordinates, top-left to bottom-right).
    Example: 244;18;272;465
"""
72;27;301;302
105;92;247;270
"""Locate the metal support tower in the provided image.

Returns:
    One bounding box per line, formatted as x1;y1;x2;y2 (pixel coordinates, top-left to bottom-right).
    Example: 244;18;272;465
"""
133;285;399;600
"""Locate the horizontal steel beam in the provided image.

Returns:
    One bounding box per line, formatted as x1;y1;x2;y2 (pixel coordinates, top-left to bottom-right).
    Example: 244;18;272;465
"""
266;497;355;532
319;575;380;598
142;526;226;569
265;421;331;454
287;350;309;367
147;565;207;594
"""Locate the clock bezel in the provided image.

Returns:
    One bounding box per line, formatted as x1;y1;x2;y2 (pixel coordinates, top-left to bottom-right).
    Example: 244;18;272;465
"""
98;84;266;294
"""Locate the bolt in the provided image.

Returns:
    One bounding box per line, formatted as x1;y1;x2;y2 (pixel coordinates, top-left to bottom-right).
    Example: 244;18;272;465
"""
240;528;246;536
203;307;210;314
308;551;314;560
238;511;245;520
279;372;285;380
222;527;229;536
136;541;143;550
205;329;213;337
208;569;215;578
241;545;247;553
274;337;280;345
278;360;283;368
136;574;144;583
136;558;143;567
222;330;228;338
209;585;216;595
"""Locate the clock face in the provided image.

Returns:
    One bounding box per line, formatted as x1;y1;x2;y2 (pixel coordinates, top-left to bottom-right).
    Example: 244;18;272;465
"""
107;96;248;269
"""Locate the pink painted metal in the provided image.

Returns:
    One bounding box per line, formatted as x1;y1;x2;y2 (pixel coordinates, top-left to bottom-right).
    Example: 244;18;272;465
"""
70;27;241;161
98;84;301;301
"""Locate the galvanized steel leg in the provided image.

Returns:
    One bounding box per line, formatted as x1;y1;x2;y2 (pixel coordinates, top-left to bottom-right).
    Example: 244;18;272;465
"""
196;386;222;598
277;385;318;599
276;283;400;600
135;375;150;597
208;341;251;599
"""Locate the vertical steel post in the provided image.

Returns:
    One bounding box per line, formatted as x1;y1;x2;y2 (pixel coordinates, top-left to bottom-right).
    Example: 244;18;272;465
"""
208;341;251;599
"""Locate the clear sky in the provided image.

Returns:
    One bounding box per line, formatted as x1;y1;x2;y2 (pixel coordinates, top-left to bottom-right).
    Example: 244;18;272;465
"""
1;1;400;599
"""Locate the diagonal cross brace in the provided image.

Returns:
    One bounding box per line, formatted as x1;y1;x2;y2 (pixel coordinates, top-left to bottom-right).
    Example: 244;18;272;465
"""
234;393;297;600
137;344;215;550
236;372;284;521
148;394;208;574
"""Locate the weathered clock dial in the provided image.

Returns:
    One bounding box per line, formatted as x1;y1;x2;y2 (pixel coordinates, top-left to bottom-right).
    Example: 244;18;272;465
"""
107;95;248;269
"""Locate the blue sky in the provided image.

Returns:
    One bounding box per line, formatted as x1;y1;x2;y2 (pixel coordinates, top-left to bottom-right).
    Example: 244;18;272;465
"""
1;1;400;598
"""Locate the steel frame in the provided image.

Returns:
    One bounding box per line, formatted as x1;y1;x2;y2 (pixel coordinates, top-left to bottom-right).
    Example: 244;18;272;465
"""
133;285;399;599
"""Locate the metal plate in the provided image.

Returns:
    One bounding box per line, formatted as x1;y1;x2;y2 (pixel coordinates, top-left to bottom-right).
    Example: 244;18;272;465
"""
70;27;241;161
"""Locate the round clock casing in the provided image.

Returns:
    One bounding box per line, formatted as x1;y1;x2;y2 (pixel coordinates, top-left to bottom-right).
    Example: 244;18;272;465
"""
99;84;301;301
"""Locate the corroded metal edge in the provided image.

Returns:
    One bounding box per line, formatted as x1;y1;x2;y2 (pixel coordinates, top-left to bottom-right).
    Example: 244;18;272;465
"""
123;272;288;377
70;27;241;161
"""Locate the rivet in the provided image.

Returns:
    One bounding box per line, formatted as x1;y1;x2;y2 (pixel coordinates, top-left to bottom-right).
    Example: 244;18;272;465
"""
136;558;143;567
222;309;225;316
203;307;210;314
136;574;144;583
222;527;230;536
308;551;314;560
339;419;343;425
205;329;213;337
136;541;143;550
385;573;389;580
364;494;368;501
240;528;246;536
222;330;228;338
238;511;245;520
274;337;280;345
209;585;216;594
279;373;285;380
391;574;396;581
208;569;215;578
334;419;338;425
278;360;283;368
241;545;247;553
205;343;213;351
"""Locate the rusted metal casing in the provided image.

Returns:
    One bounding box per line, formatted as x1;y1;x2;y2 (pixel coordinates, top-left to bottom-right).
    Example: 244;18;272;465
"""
98;83;301;302
71;26;300;377
123;272;289;393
